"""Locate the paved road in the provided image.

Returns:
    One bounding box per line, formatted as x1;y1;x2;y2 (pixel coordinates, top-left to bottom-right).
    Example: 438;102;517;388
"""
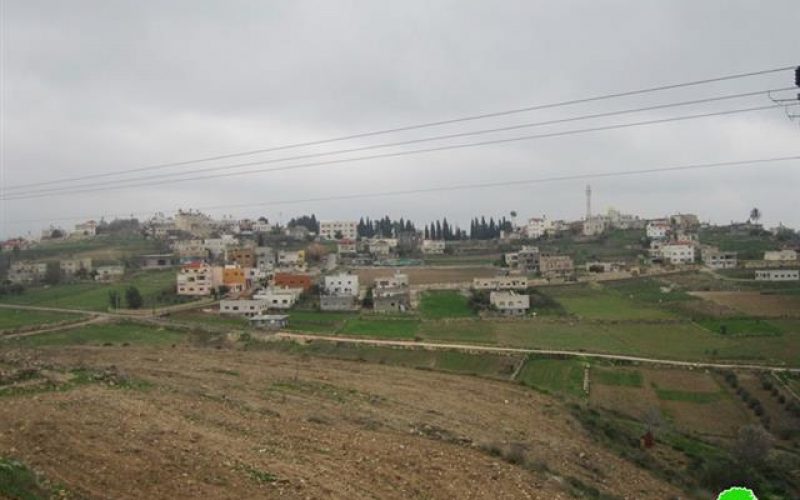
273;332;800;373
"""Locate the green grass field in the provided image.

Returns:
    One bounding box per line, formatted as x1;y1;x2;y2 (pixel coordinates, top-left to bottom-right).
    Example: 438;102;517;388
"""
0;270;181;312
416;320;494;343
695;318;783;337
285;311;356;333
419;291;475;319
516;357;586;397
168;310;250;328
256;340;519;379
0;457;56;499
339;317;420;339
593;368;643;387
16;235;165;261
544;284;675;320
0;308;83;330
2;322;185;347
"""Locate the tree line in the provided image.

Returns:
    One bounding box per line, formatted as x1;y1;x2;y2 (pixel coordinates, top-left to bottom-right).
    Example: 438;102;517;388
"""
286;213;514;241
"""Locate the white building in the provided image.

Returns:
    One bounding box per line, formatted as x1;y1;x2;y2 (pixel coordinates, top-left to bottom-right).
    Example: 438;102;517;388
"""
582;216;606;237
367;238;396;257
755;269;799;281
220;299;269;317
319;220;358;240
374;273;409;290
525;217;552;239
253;288;301;309
646;221;671;240
277;250;305;268
324;273;359;296
203;235;238;257
95;265;125;282
72;220;97;237
473;276;528;290
661;242;695;265
764;250;797;262
421;239;446;254
490;291;530;316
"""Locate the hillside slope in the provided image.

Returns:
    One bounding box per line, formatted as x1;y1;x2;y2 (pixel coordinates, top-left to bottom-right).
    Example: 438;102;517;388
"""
0;345;682;499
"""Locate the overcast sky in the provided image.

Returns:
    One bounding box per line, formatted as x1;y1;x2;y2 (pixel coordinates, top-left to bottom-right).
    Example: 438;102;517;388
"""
1;0;798;238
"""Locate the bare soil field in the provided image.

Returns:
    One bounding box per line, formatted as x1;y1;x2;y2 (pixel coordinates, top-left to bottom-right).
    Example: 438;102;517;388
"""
354;266;498;286
690;292;800;318
0;345;682;499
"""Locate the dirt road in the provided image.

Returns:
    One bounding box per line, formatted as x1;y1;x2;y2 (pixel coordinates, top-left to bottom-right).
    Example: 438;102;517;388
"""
274;332;800;373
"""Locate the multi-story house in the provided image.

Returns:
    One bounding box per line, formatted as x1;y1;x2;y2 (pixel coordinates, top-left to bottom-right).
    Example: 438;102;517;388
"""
420;240;446;254
172;239;206;259
226;247;256;268
175;210;213;237
177;261;216;296
320;272;360;311
490;291;530;316
255;247;276;268
661;242;695;265
337;240;357;255
701;247;737;270
223;264;248;292
525;217;551;239
373;273;410;313
220;299;270;317
203;235;238;258
582;216;606;237
646;220;671;240
60;258;93;276
273;272;313;291
323;273;359;296
319;220;358;240
505;246;539;273
8;262;48;284
277;250;305;268
539;255;575;279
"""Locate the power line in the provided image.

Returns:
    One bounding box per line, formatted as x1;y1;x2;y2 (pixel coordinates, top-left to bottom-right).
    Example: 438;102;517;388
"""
7;154;799;225
6;64;796;191
5;86;792;196
0;103;785;201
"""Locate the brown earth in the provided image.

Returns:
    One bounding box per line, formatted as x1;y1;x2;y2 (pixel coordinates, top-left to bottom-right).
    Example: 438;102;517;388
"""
690;292;800;318
0;345;683;499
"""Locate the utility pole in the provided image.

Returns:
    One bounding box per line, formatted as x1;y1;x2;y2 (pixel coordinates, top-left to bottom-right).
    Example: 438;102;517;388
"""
585;184;592;220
